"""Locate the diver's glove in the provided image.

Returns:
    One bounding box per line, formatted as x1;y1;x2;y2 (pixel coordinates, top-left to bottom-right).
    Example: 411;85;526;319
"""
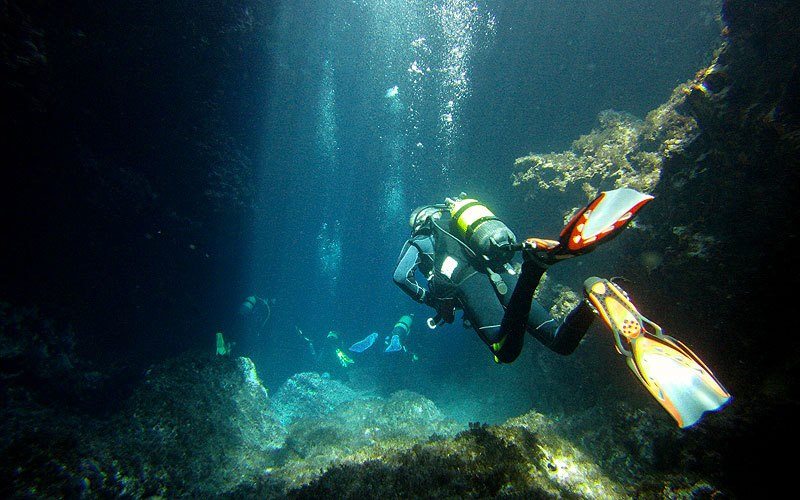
521;237;566;269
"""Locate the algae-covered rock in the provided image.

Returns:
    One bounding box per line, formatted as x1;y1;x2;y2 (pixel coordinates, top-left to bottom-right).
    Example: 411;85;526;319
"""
1;349;289;498
513;86;699;200
2;344;727;498
533;273;582;321
271;371;364;425
291;412;631;499
274;389;462;489
101;353;286;497
501;411;630;498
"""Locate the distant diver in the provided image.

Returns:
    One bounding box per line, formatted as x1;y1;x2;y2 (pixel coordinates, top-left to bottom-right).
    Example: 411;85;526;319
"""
299;327;354;376
326;330;355;368
384;314;413;353
393;190;730;427
239;295;272;336
349;315;414;354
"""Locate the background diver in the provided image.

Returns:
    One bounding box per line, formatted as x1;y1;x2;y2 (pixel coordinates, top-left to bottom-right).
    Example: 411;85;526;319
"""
349;314;419;360
297;326;355;378
238;295;273;337
392;190;730;427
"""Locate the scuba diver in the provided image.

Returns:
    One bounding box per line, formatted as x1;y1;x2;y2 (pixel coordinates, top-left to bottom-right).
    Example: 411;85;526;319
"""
297;326;354;379
394;189;731;428
238;295;273;337
393;193;611;363
349;314;419;360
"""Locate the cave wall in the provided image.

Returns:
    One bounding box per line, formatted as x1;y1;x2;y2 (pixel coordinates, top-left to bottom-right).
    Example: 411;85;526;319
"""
1;1;276;365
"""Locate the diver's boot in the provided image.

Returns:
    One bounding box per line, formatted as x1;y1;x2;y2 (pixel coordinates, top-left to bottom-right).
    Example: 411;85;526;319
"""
521;237;563;268
582;276;647;356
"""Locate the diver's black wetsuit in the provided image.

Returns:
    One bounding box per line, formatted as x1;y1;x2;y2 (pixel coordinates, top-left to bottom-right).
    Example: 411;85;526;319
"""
393;216;595;363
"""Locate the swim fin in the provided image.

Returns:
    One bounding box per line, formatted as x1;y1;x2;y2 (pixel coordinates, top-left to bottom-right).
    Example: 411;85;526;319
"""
384;334;403;352
584;277;731;428
512;188;654;264
349;332;378;353
555;188;654;258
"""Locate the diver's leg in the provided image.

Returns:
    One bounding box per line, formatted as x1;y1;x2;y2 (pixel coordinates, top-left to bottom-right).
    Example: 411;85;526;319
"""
525;300;558;345
491;260;548;362
457;272;523;363
504;261;594;356
522;288;594;355
545;301;595;355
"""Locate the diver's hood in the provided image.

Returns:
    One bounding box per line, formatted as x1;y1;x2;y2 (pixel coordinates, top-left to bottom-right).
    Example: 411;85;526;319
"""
409;204;444;233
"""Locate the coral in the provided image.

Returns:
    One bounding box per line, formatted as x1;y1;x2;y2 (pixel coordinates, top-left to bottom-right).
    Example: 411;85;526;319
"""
533;274;581;321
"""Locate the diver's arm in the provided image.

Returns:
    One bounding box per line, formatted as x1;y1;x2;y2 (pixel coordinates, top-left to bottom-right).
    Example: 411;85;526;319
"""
393;241;428;303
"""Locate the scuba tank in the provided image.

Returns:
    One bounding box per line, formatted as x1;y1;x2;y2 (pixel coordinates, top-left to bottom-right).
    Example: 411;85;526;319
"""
392;314;413;337
446;195;517;268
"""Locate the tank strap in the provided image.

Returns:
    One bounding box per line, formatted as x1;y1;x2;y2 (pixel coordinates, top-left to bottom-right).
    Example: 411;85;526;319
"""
464;215;500;240
451;200;481;221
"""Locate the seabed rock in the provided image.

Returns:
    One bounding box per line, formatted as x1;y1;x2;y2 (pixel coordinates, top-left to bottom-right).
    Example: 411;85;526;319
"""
2;346;724;497
271;371;364;426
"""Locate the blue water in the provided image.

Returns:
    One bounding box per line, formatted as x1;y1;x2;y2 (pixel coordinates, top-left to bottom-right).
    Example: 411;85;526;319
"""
229;0;720;422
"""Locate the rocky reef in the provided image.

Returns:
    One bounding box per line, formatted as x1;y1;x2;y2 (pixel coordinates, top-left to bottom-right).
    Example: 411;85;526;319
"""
0;299;725;496
512;0;800;496
513;99;695;202
1;339;723;497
